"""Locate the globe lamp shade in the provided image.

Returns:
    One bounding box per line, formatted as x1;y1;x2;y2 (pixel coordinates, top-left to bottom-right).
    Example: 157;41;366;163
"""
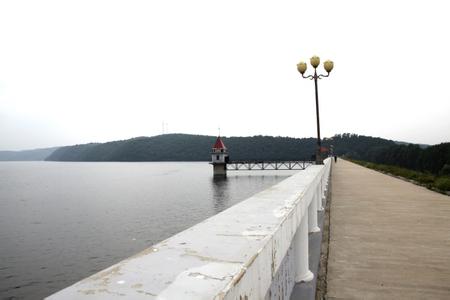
297;62;307;74
324;60;334;73
310;56;320;68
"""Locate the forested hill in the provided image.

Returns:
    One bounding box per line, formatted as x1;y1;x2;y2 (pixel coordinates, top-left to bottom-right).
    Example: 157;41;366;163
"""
45;134;319;162
0;147;58;161
45;133;449;176
329;134;449;175
46;133;399;162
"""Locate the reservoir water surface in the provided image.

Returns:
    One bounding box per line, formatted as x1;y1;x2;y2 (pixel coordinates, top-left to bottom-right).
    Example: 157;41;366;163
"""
0;162;296;299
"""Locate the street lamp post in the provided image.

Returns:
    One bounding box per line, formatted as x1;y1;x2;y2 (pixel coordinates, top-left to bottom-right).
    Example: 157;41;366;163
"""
297;56;334;165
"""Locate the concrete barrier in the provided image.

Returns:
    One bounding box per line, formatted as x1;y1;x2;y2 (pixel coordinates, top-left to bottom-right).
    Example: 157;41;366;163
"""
47;158;331;299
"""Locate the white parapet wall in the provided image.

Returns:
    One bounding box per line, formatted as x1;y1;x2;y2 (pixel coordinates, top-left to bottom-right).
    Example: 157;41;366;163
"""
47;158;331;300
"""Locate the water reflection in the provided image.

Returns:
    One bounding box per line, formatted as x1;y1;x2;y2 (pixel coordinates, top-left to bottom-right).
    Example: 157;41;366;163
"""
211;177;230;213
210;173;286;214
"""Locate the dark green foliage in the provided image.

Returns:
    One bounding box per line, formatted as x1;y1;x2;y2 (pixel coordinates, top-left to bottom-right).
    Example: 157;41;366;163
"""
440;164;450;176
350;159;450;192
224;135;317;161
434;177;450;191
46;134;318;162
332;135;449;176
322;133;397;160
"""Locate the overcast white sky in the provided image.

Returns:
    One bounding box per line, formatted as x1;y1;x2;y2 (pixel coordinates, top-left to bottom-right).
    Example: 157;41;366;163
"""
1;0;449;150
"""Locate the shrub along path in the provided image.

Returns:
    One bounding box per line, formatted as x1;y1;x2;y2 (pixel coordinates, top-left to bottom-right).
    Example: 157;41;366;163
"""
349;159;450;194
327;159;450;299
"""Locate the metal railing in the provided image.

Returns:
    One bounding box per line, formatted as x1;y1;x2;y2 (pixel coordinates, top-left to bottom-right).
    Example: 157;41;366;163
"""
226;160;314;171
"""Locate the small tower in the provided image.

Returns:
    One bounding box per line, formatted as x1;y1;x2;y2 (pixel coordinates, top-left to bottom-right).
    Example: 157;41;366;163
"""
211;136;229;177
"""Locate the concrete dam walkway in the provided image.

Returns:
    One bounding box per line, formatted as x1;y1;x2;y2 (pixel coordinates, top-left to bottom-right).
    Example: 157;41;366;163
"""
327;160;450;299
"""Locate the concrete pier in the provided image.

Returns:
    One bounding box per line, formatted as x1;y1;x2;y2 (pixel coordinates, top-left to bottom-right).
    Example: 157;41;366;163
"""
327;159;450;299
213;163;227;177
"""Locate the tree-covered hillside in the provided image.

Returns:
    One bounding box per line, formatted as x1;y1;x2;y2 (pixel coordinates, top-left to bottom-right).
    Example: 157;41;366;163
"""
43;133;409;163
45;133;449;176
355;142;450;175
322;133;397;158
325;133;449;176
0;147;58;161
46;134;318;162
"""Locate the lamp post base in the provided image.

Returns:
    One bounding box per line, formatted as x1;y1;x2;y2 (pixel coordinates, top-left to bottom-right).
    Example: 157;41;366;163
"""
315;149;324;165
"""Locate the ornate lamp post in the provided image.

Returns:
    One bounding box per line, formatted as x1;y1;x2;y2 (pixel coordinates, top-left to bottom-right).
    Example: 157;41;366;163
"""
297;56;334;165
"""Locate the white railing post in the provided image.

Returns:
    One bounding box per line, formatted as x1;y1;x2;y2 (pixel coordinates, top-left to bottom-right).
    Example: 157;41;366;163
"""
325;160;331;203
308;191;320;233
317;179;324;211
294;211;314;283
323;162;330;199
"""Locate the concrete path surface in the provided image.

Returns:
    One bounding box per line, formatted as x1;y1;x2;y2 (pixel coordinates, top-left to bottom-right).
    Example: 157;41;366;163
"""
327;159;450;299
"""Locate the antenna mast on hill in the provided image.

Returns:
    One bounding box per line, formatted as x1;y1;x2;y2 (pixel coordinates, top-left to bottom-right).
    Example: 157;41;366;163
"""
162;122;169;135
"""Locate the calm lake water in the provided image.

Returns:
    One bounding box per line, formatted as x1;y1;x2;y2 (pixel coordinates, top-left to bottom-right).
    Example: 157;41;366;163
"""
0;162;296;299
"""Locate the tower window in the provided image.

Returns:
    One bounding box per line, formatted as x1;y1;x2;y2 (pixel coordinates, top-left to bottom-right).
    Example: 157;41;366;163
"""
216;155;220;160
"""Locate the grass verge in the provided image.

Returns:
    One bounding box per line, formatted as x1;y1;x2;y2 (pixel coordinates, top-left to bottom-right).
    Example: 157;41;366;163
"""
349;159;450;195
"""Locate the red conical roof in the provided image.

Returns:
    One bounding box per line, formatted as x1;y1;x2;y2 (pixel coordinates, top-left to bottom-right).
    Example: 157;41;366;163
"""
212;136;226;150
